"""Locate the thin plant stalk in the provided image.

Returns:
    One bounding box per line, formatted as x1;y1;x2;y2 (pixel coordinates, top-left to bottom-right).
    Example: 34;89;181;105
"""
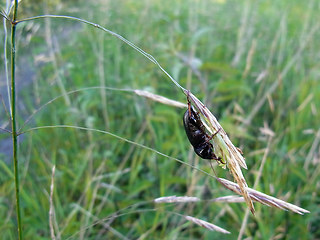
15;14;186;92
10;0;23;239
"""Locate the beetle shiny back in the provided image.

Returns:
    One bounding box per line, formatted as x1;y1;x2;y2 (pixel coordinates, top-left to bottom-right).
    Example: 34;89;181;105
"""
183;106;221;161
183;107;206;146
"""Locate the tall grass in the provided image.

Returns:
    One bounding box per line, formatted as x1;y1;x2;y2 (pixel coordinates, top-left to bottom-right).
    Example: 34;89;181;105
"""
0;0;319;239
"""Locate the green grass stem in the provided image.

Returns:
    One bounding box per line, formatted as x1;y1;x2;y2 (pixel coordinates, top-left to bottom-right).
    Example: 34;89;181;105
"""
10;1;23;239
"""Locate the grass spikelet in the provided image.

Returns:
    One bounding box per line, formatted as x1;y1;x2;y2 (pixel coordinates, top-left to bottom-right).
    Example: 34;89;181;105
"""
154;196;200;203
209;195;245;203
217;177;310;215
184;90;255;214
134;89;187;108
185;216;231;234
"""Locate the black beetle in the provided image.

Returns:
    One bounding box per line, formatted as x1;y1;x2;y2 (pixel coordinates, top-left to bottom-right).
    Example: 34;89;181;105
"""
183;100;221;162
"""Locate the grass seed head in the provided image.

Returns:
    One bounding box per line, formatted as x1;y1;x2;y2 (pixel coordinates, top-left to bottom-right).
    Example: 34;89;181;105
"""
184;89;255;214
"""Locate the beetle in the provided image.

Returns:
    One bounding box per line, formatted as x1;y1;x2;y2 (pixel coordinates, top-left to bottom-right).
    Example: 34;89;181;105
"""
183;99;222;162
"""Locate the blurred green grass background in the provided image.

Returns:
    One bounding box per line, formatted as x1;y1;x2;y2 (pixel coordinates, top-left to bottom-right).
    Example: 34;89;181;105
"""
0;0;319;239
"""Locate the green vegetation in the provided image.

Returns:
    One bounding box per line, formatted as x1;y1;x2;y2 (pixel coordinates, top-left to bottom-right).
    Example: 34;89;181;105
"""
1;0;319;239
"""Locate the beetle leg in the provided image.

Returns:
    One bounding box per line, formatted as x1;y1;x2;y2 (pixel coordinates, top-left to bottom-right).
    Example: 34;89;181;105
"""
216;157;224;164
207;128;222;141
187;101;192;116
210;153;223;162
186;91;192;116
212;154;223;163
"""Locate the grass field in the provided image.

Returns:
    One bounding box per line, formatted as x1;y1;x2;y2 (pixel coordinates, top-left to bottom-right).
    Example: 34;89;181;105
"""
1;0;320;239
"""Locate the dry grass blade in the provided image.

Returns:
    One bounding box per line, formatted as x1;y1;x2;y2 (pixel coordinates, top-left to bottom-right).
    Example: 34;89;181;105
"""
134;89;187;108
184;90;255;214
154;196;200;203
217;177;310;215
185;216;230;234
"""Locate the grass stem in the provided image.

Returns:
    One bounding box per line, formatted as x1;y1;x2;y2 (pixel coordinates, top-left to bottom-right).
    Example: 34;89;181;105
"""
11;0;23;239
